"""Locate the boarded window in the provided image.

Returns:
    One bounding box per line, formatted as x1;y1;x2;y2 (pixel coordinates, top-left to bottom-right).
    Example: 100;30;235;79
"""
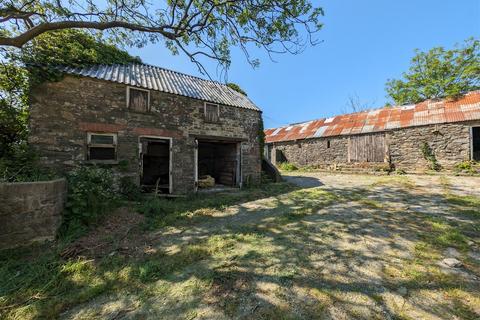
87;133;117;161
348;134;387;162
128;87;150;112
204;103;220;123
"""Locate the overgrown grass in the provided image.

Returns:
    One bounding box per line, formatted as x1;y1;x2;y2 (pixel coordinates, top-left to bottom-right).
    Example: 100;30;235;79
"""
277;162;298;171
0;182;297;319
138;182;296;229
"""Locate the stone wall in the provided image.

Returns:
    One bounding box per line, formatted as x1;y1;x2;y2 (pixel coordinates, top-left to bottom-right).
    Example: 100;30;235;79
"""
269;120;480;172
29;76;262;194
0;179;66;250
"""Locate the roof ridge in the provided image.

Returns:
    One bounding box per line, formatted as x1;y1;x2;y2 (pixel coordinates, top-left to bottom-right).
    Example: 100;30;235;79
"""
114;62;232;89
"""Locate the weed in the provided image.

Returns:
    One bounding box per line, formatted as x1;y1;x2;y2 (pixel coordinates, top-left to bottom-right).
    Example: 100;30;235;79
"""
119;176;143;201
278;162;298;171
454;160;479;174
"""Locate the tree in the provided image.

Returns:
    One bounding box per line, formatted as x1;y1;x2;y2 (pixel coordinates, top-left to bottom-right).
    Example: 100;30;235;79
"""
386;38;480;105
0;0;324;75
341;93;376;114
0;29;139;160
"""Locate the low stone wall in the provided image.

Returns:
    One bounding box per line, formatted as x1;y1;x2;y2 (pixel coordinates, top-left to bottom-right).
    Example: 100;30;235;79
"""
0;178;66;250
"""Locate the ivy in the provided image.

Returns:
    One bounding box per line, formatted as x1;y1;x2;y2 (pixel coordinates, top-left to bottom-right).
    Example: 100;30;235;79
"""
421;142;441;171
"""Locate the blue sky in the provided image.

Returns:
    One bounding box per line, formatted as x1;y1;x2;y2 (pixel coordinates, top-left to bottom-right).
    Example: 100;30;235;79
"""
129;0;480;129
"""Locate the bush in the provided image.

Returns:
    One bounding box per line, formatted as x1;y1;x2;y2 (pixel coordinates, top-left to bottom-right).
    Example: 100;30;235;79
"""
119;176;143;201
64;166;118;227
0;143;54;182
278;162;298;171
454;160;479;174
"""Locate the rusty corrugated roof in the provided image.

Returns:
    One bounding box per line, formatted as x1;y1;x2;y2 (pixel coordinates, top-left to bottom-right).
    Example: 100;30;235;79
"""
58;63;260;111
265;91;480;143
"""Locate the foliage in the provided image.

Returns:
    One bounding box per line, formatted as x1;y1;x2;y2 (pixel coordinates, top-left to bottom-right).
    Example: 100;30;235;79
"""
454;160;479;174
386;38;480;105
278;162;298;171
421;142;441;171
258;117;266;159
0;30;140;181
17;29;141;85
64;166;118;228
119;176;143;201
0;143;54;182
0;0;323;76
0;63;29;157
227;83;247;96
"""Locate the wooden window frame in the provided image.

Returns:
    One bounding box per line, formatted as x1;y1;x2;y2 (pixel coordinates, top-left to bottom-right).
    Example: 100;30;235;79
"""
204;102;220;123
87;132;118;162
126;86;151;112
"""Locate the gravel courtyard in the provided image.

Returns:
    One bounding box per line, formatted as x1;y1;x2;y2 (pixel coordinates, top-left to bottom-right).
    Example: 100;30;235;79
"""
3;173;480;320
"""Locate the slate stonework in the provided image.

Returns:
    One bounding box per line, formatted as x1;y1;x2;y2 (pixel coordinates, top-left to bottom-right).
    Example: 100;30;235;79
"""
269;121;480;172
29;76;262;194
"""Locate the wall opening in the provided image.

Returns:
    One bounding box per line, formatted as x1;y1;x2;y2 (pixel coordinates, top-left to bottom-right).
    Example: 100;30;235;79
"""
140;137;170;193
197;141;239;189
473;127;480;161
275;149;287;163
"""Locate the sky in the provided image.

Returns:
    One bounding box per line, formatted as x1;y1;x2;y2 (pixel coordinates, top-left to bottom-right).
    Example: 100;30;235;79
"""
129;0;480;129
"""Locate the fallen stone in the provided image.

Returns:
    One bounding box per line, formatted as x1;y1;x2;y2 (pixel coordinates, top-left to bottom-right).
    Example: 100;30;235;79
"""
468;251;480;262
442;258;462;268
397;287;408;296
444;247;460;258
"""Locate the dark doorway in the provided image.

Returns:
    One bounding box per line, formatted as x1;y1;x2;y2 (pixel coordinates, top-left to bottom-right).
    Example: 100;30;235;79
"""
275;149;287;163
473;127;480;161
197;141;239;188
140;138;170;193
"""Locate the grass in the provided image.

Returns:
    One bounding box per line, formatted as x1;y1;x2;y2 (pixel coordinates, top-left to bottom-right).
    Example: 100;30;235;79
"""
137;182;296;229
1;175;479;319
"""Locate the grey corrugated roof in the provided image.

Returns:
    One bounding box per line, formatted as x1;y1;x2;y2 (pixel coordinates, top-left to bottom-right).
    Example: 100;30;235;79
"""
58;63;260;111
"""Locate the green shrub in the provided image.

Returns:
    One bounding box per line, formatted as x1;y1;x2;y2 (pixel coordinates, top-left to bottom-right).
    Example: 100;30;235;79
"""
278;162;298;171
0;143;55;182
64;166;118;228
137;197;169;218
454;160;478;174
119;176;142;201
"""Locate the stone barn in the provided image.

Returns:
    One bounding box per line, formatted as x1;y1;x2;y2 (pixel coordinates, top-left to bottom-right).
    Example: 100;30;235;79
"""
265;91;480;172
29;63;262;194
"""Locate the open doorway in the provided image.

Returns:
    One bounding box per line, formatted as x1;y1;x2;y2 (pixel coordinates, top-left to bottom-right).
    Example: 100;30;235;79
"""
473;127;480;161
140;137;171;193
196;140;240;190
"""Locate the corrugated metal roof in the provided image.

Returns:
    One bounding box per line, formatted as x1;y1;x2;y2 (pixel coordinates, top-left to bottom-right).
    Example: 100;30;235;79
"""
58;63;260;111
265;91;480;143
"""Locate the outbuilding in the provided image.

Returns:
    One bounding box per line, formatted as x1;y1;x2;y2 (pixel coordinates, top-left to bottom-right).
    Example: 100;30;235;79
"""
29;63;262;194
265;91;480;172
